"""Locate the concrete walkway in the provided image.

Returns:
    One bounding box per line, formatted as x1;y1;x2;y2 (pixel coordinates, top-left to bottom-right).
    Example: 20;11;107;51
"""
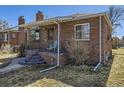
0;58;25;74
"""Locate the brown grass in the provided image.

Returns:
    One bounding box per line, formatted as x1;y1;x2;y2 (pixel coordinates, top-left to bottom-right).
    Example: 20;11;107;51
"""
0;53;18;67
0;53;18;59
0;63;112;87
106;48;124;87
1;49;124;87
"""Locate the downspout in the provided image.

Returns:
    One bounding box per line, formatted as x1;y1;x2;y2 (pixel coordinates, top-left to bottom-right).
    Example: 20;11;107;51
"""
40;20;60;73
94;16;102;71
56;21;60;67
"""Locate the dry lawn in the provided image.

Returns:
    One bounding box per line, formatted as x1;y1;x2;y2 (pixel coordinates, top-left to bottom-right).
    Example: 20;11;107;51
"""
0;53;18;59
0;48;124;87
106;48;124;87
0;63;111;87
0;53;18;66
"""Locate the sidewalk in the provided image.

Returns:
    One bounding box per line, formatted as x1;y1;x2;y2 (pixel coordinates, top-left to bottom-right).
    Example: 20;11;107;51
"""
0;58;25;74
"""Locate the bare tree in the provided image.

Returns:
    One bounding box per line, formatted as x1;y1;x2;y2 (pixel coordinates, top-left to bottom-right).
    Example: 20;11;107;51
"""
109;6;124;34
0;19;9;31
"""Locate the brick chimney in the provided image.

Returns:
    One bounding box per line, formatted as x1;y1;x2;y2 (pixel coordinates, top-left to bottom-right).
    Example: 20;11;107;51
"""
18;16;25;25
18;16;26;45
36;11;44;21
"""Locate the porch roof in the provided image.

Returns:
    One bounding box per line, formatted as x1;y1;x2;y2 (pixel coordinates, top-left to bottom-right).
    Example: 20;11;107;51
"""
19;20;57;28
0;29;19;33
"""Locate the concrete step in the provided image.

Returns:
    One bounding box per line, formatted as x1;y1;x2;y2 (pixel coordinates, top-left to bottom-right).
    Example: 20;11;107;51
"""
19;52;46;65
27;59;44;62
19;60;46;65
31;56;41;59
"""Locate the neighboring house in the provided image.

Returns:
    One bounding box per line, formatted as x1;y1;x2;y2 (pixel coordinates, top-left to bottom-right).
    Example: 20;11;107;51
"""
0;16;26;51
0;30;19;50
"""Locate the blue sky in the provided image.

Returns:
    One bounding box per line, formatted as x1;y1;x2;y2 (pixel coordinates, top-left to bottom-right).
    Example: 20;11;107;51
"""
0;5;124;38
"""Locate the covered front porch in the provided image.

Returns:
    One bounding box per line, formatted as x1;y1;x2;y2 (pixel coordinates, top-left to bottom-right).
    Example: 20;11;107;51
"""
20;20;67;66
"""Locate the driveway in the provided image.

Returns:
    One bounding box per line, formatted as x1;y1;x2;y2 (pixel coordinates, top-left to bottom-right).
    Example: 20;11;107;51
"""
0;58;25;74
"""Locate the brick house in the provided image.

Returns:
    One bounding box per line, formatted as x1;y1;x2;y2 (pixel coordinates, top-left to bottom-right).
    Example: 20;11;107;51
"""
0;16;26;51
18;11;112;65
0;30;19;49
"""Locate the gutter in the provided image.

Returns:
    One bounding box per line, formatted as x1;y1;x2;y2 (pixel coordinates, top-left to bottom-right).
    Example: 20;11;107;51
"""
94;16;102;71
40;20;60;73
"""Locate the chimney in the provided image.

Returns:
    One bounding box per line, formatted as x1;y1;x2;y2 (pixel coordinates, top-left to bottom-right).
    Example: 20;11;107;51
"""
18;16;25;25
36;11;44;21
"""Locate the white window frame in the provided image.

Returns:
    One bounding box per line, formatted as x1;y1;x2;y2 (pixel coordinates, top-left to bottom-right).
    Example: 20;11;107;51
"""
74;23;90;41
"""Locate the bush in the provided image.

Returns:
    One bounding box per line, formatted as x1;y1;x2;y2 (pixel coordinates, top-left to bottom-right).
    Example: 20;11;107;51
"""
68;48;89;66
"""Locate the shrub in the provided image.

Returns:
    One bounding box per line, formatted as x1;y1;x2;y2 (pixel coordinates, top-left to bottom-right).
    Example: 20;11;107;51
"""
68;48;89;66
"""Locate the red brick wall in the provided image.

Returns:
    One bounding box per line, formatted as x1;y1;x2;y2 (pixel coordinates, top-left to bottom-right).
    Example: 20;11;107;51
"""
30;16;111;65
18;16;27;46
101;16;112;62
36;11;44;21
18;28;27;45
9;32;19;45
60;17;100;65
38;17;101;64
0;31;19;47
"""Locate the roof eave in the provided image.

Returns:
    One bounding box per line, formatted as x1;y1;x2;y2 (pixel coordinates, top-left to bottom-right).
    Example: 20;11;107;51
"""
19;12;112;30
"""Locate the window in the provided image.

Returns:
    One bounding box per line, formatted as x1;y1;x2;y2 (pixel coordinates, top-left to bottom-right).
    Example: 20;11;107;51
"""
74;23;90;40
30;29;40;41
35;31;40;40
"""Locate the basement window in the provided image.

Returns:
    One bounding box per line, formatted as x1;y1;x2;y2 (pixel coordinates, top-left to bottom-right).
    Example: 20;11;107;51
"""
74;23;90;40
